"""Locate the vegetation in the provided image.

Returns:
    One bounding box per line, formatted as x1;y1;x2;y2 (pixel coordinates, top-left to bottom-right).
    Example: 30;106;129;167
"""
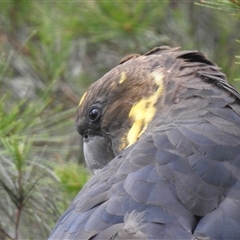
0;1;239;239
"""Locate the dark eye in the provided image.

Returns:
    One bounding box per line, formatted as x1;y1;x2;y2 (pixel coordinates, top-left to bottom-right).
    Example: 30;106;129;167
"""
88;107;101;123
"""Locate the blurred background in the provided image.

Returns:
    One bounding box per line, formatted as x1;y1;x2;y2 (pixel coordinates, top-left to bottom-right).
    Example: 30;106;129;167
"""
0;1;239;239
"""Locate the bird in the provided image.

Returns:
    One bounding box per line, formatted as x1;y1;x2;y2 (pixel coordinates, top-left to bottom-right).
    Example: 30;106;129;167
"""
49;46;240;239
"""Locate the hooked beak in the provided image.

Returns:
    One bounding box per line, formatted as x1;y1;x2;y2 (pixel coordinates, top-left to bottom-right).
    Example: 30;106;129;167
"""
83;135;115;174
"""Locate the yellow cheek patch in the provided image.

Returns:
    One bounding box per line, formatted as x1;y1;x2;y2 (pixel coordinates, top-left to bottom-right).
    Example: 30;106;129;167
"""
118;71;127;84
79;92;87;106
126;71;164;147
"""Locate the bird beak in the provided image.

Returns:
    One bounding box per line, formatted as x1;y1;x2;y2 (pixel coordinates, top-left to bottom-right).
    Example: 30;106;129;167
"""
83;135;115;174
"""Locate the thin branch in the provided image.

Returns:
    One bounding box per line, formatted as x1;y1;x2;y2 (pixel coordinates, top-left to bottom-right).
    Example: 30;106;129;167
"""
14;203;23;240
0;227;14;240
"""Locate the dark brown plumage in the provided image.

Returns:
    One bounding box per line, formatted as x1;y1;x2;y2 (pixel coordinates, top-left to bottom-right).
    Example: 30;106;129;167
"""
49;46;240;239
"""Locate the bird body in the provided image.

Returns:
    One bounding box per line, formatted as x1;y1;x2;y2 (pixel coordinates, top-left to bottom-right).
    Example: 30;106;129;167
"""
49;46;240;239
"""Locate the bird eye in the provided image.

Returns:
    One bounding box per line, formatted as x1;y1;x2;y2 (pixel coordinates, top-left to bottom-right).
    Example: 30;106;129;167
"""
88;107;101;123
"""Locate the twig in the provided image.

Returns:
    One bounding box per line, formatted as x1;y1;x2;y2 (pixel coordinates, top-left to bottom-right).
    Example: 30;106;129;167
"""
14;202;23;240
0;227;14;240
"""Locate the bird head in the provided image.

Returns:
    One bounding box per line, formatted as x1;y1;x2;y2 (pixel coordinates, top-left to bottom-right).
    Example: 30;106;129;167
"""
75;46;226;174
75;48;173;174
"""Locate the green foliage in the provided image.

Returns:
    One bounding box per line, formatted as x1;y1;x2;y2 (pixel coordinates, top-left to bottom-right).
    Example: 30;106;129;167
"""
197;0;240;83
0;90;81;239
234;40;240;81
0;136;67;239
54;162;90;197
198;0;240;16
0;49;83;238
0;0;239;239
61;1;166;43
